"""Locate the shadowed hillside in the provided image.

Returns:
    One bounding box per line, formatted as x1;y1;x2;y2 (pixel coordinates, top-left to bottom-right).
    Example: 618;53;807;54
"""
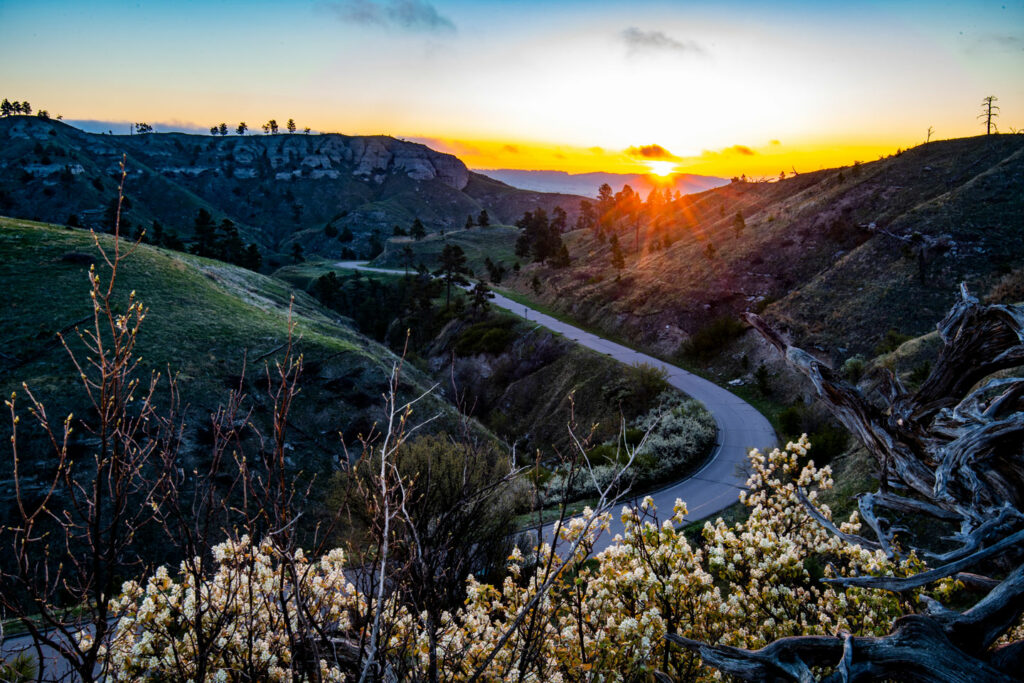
0;216;457;503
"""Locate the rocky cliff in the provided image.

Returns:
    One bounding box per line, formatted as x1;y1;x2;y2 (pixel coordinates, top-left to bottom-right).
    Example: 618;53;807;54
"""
0;117;581;264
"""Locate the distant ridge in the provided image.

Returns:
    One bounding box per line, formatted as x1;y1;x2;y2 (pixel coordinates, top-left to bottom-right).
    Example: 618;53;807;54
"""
476;169;728;199
0;116;584;265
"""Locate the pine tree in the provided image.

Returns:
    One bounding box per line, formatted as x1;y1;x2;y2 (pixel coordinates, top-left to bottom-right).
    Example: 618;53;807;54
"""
411;218;426;240
190;209;218;257
733;211;745;238
469;280;494;317
552;243;571;268
287;119;296;134
477;209;490;227
610;234;625;270
237;122;248;135
433;243;469;307
240;244;262;271
217;219;243;263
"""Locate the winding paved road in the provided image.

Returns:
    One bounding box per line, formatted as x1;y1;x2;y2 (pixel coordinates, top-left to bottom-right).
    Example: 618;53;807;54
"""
336;262;778;552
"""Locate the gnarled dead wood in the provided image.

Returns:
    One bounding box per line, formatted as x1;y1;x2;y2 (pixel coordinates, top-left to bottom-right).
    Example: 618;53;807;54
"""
677;289;1024;682
670;615;1019;682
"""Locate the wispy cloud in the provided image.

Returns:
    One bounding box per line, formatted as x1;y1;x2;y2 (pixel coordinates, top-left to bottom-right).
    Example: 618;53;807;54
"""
689;144;759;162
726;144;755;156
980;33;1022;50
325;0;455;33
626;144;681;161
620;27;706;57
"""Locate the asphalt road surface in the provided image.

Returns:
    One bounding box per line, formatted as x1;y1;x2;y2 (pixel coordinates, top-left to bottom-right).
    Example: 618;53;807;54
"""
335;262;778;552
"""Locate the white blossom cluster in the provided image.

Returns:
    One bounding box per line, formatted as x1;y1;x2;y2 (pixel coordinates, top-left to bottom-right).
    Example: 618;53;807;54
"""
543;393;716;502
102;537;360;681
108;436;967;680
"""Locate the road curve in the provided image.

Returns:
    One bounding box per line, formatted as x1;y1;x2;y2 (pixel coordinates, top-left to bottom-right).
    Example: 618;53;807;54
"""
335;262;778;552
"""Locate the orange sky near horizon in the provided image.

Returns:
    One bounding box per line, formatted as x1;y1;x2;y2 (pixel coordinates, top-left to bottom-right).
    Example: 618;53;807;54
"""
417;136;914;177
2;1;1020;179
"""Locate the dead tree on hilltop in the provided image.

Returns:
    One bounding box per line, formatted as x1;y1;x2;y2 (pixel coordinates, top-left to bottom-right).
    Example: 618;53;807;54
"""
670;285;1024;681
980;95;1000;135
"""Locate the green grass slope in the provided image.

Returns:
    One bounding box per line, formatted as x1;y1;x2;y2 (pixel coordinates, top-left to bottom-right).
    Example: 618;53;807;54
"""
0;217;452;487
370;225;520;275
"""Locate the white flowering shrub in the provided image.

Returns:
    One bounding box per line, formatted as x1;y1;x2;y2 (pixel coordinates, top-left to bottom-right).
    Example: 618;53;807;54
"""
102;536;361;682
542;393;716;503
634;393;716;482
108;436;923;680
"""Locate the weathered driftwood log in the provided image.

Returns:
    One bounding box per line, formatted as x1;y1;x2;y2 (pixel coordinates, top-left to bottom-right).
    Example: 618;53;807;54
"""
672;286;1024;682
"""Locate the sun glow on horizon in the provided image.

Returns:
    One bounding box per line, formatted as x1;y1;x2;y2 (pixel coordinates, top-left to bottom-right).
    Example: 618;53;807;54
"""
645;161;676;177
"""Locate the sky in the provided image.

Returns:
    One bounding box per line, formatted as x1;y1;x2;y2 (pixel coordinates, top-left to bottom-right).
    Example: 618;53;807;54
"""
1;0;1022;177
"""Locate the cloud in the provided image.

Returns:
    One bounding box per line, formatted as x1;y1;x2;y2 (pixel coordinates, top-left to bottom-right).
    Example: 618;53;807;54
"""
626;144;681;161
770;139;781;146
692;144;759;161
502;144;519;154
982;33;1022;50
620;27;706;57
325;0;455;32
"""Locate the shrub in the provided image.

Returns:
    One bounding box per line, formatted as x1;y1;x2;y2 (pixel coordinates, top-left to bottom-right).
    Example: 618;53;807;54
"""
0;652;36;682
548;392;716;502
628;362;669;405
681;316;746;363
454;318;516;356
777;402;850;463
754;363;772;395
874;328;913;355
841;355;866;383
908;360;932;385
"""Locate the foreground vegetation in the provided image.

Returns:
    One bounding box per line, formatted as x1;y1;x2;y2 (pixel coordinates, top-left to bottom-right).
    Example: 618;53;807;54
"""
3;190;1022;682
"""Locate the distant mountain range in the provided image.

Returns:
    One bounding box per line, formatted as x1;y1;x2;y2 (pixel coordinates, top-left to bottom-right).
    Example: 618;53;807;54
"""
477;169;728;199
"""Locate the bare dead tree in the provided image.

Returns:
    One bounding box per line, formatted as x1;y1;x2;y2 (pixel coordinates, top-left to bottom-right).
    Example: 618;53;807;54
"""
979;95;1000;135
0;158;177;681
670;285;1024;680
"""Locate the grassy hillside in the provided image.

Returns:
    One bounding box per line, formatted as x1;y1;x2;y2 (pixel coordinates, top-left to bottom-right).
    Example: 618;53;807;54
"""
0;217;453;494
371;225;519;275
499;135;1024;363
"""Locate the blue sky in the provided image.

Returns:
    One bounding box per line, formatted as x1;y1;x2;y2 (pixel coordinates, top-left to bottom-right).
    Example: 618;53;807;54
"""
2;0;1021;174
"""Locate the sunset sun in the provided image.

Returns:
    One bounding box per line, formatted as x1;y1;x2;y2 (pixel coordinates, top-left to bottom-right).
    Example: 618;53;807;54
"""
646;160;676;177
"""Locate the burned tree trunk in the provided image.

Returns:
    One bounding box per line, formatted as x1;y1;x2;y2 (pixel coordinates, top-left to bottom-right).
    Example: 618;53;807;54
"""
673;285;1024;681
